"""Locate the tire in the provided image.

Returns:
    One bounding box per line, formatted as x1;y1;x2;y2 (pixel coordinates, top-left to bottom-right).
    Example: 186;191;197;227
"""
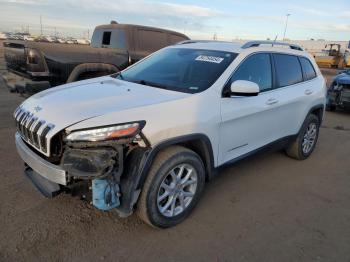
137;146;205;228
285;114;320;160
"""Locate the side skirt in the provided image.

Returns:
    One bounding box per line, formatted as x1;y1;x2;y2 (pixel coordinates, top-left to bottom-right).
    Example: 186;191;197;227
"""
215;134;297;171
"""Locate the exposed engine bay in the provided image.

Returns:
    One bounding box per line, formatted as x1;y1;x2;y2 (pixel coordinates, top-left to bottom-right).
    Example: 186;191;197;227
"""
327;82;350;110
23;132;151;217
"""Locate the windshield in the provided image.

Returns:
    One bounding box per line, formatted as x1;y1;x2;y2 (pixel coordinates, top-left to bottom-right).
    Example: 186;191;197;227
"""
114;48;237;93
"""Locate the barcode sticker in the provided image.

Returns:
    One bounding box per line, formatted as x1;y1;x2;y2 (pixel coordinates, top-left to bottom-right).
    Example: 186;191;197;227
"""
195;55;224;64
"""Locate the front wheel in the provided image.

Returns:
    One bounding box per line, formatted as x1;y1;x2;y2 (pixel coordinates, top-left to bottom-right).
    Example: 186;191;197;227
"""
137;146;205;228
285;114;320;160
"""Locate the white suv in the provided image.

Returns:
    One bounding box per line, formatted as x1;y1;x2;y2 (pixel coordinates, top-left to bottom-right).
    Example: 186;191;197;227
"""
14;40;326;228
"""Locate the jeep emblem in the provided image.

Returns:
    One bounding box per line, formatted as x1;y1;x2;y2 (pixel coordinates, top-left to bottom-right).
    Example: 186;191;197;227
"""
34;106;42;113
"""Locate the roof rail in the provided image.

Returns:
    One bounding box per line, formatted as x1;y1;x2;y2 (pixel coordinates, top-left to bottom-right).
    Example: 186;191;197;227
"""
176;40;230;45
241;41;303;51
177;40;206;45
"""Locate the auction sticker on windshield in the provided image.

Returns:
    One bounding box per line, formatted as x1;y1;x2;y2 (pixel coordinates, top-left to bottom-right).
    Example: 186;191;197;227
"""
195;55;224;64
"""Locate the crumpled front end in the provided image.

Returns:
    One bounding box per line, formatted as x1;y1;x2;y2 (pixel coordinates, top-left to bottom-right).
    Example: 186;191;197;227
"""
15;120;151;216
328;80;350;109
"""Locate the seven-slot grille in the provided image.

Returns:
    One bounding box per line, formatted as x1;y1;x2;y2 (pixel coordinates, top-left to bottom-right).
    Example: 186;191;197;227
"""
14;107;55;155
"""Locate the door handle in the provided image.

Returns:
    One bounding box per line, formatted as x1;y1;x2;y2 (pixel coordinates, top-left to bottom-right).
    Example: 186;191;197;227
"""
305;89;313;95
266;98;279;105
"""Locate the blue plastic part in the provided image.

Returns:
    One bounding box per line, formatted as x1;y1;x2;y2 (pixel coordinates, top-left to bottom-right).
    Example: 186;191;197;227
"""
92;178;120;211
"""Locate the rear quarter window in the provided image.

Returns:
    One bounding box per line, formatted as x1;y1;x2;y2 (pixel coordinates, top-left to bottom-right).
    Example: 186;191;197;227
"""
273;54;303;87
300;57;317;81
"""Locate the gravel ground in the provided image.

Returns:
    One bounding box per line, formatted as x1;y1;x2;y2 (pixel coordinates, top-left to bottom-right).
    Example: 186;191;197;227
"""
0;57;349;261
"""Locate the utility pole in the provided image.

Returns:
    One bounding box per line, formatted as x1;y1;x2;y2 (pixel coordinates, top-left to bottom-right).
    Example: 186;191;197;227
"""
40;15;43;36
283;14;290;41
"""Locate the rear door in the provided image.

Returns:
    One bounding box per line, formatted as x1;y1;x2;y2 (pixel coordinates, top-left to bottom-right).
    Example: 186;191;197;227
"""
270;53;313;136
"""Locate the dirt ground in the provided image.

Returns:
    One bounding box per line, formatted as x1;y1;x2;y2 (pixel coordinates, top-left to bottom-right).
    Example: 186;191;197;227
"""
0;58;349;261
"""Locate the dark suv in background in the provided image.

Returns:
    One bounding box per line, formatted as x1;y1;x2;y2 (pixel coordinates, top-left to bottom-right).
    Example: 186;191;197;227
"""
3;21;189;94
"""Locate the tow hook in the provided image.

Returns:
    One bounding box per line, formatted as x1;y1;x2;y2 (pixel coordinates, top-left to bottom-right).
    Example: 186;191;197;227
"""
92;178;121;210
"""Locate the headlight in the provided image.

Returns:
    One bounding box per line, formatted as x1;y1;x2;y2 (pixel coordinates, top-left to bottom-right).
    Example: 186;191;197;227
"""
65;122;145;142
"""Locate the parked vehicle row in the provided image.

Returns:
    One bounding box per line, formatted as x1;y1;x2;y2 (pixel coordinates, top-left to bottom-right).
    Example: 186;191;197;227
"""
13;40;326;228
0;32;90;44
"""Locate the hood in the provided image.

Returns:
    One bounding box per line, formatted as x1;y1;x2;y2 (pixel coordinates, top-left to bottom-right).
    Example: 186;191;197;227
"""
19;76;190;133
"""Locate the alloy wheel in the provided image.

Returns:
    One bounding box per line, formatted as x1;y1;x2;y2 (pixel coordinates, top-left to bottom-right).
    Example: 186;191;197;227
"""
302;122;317;154
157;164;198;217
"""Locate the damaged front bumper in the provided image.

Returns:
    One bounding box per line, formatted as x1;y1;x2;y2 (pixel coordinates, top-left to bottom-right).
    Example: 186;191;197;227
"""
15;132;67;185
15;132;150;216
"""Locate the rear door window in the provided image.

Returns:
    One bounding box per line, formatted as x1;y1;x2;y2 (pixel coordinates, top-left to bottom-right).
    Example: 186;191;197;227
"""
299;57;317;81
273;54;303;87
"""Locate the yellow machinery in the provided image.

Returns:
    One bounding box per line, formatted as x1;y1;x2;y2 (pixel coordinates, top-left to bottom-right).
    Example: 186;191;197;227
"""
315;44;347;69
345;50;350;67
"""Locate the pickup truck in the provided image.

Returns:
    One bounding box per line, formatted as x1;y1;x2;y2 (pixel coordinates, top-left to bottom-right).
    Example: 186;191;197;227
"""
3;21;189;94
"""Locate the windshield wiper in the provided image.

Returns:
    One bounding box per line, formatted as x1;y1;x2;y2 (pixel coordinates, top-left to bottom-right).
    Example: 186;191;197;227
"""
137;80;169;90
111;71;124;79
113;75;171;90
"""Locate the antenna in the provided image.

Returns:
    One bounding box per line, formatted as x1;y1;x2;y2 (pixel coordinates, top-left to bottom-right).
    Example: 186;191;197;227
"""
273;35;278;46
283;14;291;41
40;15;43;36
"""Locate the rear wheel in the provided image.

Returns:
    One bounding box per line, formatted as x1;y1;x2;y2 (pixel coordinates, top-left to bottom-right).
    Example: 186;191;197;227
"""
137;146;205;228
286;114;320;160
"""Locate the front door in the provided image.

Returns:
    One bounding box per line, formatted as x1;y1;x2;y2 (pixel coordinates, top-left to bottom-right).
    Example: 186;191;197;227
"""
219;53;282;165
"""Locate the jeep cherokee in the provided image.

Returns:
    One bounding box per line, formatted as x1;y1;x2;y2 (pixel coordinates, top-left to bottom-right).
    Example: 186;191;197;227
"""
14;40;327;228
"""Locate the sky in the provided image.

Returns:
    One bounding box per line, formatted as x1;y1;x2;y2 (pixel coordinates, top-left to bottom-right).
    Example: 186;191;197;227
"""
0;0;349;41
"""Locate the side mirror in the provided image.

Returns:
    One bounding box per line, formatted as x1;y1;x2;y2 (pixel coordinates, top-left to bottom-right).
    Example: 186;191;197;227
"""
230;80;259;96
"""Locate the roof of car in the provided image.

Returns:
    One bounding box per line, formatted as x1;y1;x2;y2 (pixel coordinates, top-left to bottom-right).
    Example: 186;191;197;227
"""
94;23;189;38
172;40;307;56
173;40;243;53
